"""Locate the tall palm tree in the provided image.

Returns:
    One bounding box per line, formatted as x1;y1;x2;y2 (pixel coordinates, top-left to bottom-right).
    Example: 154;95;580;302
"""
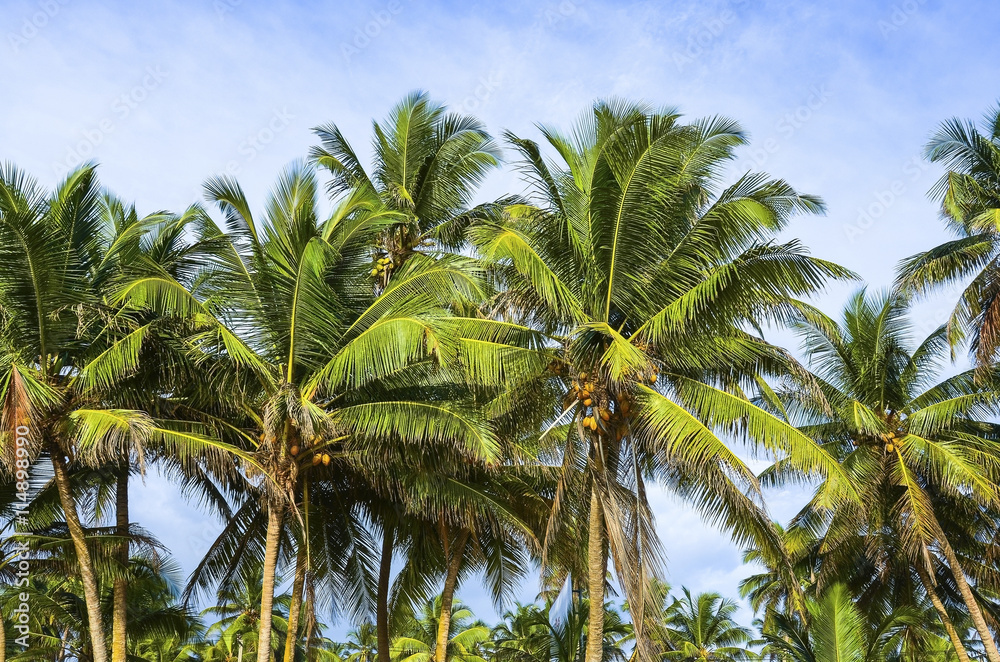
897;103;1000;367
663;589;756;662
468;100;853;662
116;162;499;661
759;290;1000;662
0;164;231;662
310;94;503;662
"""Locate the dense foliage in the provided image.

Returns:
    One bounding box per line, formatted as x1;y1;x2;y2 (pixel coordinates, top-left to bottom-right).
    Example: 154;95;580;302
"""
2;93;1000;662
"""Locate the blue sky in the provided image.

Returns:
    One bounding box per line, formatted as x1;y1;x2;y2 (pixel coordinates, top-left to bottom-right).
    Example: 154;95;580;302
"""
3;0;999;632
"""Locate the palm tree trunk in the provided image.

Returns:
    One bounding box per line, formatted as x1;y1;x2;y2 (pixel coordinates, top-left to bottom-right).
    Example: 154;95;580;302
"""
584;485;606;662
938;534;1000;662
377;525;394;662
283;543;307;662
917;561;971;662
257;501;284;662
303;594;315;662
434;529;470;662
1;603;6;662
111;463;129;662
50;444;109;662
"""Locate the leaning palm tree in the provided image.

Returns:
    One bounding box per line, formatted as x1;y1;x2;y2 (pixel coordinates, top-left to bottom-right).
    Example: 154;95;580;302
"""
116;162;499;662
759;290;1000;662
897;103;1000;367
468;100;853;662
663;589;756;662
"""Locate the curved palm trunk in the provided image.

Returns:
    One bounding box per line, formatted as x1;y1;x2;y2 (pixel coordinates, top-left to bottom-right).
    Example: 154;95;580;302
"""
938;535;1000;662
917;562;971;662
112;464;129;662
257;501;284;662
377;525;394;662
283;543;307;662
50;445;109;662
434;529;470;662
585;485;606;662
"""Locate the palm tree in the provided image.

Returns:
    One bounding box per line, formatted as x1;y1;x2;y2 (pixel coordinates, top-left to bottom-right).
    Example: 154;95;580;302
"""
202;566;292;662
392;597;491;662
759;583;956;662
468;100;852;662
896;103;1000;367
663;589;756;662
310;93;503;662
759;290;1000;662
492;598;632;662
344;622;379;662
310;90;502;271
0;164;231;662
739;523;817;630
117;162;500;661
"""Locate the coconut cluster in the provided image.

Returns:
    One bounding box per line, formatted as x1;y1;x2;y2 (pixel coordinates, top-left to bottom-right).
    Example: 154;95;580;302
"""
370;255;394;277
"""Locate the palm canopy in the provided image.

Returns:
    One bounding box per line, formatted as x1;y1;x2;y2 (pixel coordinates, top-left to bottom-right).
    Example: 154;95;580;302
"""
311;90;503;270
663;588;755;662
392;597;491;662
896;103;1000;367
0;163;242;662
759;583;947;662
114;160;501;505
467;99;853;661
113;161;510;660
761;289;1000;661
